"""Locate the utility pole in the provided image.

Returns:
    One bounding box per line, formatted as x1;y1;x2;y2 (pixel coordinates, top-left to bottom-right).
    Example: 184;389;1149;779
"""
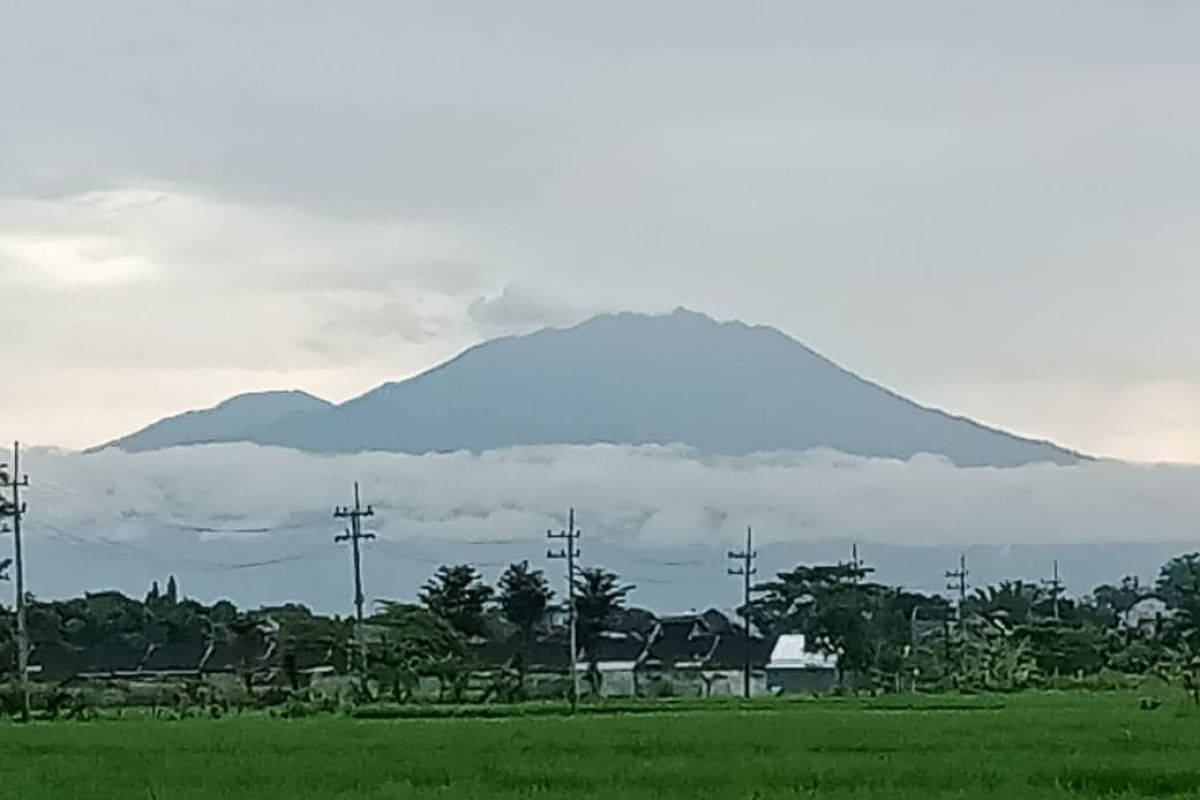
945;553;969;623
1;442;31;722
1042;558;1064;620
727;526;757;699
943;553;970;680
333;482;375;623
547;508;581;712
849;542;865;583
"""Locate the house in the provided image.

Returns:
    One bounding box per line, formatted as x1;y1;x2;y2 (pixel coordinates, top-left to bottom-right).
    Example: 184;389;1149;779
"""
1123;597;1175;634
766;634;838;693
583;630;659;696
473;609;774;698
641;610;773;697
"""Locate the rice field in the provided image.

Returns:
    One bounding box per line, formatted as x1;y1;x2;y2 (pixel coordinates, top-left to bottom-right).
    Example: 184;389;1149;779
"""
2;693;1199;799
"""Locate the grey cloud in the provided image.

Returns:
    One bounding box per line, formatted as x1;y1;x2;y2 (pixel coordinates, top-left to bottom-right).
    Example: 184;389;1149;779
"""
3;2;1200;458
467;284;588;336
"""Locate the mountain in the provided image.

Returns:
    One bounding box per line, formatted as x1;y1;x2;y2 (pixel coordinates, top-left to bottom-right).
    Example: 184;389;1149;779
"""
92;390;333;453
98;310;1082;466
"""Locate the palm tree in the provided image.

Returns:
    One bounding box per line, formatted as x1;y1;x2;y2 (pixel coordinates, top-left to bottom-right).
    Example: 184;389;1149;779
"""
968;581;1044;623
573;567;633;694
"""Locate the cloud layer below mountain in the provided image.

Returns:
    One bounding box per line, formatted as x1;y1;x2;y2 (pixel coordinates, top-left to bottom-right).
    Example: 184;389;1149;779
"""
23;444;1199;550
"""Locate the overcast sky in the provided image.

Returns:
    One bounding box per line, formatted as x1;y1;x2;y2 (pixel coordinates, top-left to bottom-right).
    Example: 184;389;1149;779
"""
2;2;1199;461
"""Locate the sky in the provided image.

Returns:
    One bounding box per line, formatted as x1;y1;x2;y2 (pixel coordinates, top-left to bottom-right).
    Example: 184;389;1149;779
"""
2;2;1200;462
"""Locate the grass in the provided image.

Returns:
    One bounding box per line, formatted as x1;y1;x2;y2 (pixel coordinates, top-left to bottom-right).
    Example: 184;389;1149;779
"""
2;692;1200;799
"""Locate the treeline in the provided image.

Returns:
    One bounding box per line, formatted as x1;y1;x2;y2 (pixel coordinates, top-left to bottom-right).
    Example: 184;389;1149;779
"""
748;555;1200;692
0;561;635;705
3;552;1200;706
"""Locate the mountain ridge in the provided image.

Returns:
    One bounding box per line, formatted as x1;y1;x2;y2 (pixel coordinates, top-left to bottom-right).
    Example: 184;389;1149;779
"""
97;309;1084;466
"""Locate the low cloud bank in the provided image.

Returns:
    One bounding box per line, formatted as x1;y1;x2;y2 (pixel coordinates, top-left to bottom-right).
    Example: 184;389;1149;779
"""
21;444;1200;549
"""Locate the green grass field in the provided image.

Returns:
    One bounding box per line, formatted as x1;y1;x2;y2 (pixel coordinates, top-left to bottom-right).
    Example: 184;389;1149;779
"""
3;693;1200;799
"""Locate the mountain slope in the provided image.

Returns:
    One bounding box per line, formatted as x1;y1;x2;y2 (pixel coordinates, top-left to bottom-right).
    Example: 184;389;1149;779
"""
94;391;333;453
99;310;1082;466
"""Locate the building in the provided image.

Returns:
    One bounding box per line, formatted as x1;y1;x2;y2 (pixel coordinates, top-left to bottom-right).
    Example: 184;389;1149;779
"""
473;608;774;698
765;634;838;693
1122;597;1175;635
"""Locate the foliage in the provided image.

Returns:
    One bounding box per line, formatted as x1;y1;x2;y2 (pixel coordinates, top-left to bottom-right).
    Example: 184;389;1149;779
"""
1089;576;1146;626
419;564;494;639
748;562;948;681
964;580;1045;623
573;567;633;691
1158;554;1200;646
368;602;472;702
497;560;554;642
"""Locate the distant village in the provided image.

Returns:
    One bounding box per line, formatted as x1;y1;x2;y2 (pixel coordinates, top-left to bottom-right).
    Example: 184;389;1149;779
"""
2;545;1196;714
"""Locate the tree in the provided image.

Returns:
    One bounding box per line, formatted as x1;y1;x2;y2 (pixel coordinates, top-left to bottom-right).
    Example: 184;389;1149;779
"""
1088;576;1145;627
573;567;633;692
227;613;269;695
1157;554;1200;647
370;602;471;702
497;561;554;643
1158;555;1200;614
747;562;945;685
420;565;494;639
165;576;179;605
965;581;1044;623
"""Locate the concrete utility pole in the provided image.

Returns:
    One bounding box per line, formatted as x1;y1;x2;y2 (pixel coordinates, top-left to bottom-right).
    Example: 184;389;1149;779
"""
727;526;757;699
547;508;581;712
1042;558;1064;620
850;542;865;584
333;482;375;623
1;442;31;722
945;553;969;622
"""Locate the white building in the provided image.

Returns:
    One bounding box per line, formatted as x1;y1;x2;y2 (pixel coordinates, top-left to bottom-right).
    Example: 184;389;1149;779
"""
766;634;839;694
1122;597;1174;633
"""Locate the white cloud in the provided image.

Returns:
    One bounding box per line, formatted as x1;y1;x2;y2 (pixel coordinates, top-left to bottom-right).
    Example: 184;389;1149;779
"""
0;187;506;446
21;443;1200;551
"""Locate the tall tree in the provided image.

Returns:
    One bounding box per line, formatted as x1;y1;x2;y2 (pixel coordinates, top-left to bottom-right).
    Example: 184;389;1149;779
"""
420;564;494;639
370;601;471;702
1157;554;1200;613
965;581;1045;623
497;560;554;643
573;567;633;692
165;575;179;605
1157;553;1200;645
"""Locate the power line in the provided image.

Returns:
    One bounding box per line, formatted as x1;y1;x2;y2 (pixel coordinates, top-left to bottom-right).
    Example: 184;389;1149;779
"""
2;442;32;722
369;539;441;565
727;526;757;699
547;507;581;712
26;477;319;534
34;517;327;573
466;537;529;546
640;558;706;568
